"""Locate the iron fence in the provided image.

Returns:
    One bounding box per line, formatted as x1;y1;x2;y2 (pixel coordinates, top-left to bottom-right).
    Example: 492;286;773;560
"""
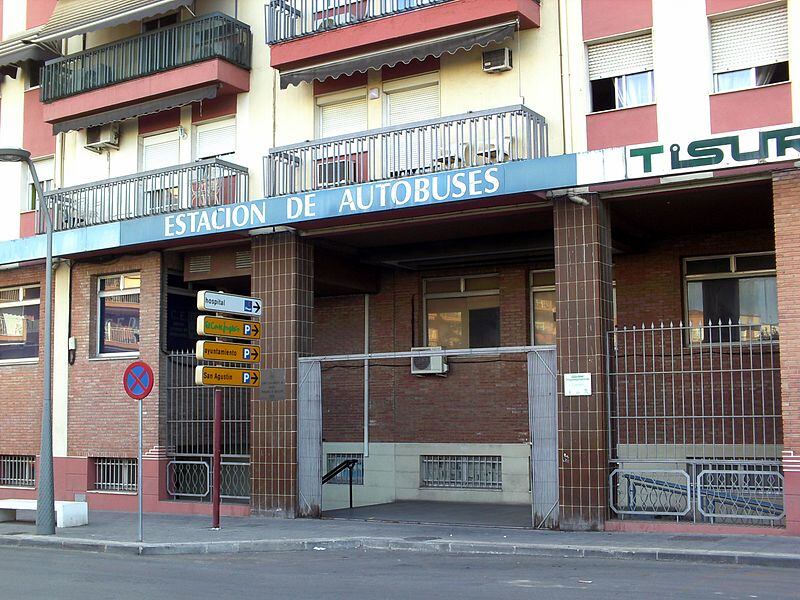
607;321;784;524
166;458;250;501
41;12;252;103
93;457;138;492
264;105;548;196
0;454;36;488
38;158;249;233
266;0;454;44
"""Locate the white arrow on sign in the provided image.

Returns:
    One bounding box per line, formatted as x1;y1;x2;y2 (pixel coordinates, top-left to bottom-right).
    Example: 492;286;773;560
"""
197;291;263;317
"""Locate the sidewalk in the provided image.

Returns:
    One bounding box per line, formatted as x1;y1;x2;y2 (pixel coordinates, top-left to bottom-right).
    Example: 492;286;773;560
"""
1;511;798;567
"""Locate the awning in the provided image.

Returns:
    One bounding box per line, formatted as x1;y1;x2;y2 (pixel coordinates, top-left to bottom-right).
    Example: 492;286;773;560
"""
280;20;518;89
0;27;61;73
37;0;194;43
52;84;219;134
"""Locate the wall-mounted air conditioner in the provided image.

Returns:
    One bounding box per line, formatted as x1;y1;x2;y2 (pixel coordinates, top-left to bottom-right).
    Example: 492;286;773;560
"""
411;346;448;376
482;48;513;73
84;123;120;153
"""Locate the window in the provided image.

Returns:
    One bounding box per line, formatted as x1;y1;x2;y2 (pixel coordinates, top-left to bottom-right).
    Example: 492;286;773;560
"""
710;5;789;93
316;92;368;187
25;60;43;90
140;131;181;211
0;285;40;361
424;274;500;349
194;117;236;161
684;252;777;343
166;272;199;352
97;273;141;356
141;130;180;171
588;34;654;112
0;454;36;487
530;270;556;346
22;157;55;212
420;455;502;490
93;457;137;492
384;75;440;174
317;94;367;138
326;453;364;485
142;12;179;32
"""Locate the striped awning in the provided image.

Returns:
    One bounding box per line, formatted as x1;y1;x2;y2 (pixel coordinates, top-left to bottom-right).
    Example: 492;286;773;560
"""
0;27;60;73
36;0;193;43
280;20;518;89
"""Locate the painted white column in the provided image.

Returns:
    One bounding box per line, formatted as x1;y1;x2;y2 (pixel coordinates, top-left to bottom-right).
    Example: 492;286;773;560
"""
789;0;800;121
651;0;712;140
52;263;71;457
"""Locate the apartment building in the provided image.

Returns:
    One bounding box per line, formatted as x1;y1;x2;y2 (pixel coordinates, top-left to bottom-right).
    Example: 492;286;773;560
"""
0;0;798;535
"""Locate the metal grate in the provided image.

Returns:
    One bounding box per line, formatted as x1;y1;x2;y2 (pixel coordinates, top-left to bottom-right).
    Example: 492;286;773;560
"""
94;457;137;492
420;455;502;490
0;455;36;487
326;453;364;485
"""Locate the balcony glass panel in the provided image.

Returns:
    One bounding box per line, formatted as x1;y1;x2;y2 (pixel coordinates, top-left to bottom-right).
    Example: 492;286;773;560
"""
41;13;252;103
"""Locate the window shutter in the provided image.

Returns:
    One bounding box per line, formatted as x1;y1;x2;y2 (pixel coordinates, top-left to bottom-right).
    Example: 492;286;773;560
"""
710;5;788;73
387;83;440;126
196;118;236;160
319;97;367;138
142;132;180;171
587;34;653;81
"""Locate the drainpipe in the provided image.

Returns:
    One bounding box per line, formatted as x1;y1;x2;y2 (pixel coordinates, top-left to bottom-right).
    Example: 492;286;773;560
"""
363;294;369;458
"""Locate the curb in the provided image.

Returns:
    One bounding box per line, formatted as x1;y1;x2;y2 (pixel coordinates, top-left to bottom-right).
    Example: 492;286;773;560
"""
2;533;799;568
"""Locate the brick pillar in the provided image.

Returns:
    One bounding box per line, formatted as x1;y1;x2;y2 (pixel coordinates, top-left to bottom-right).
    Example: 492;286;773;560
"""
553;194;614;531
250;231;314;517
773;168;800;534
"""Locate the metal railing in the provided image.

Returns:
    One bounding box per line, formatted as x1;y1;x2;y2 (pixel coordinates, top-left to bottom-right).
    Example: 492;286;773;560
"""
607;320;784;524
166;459;250;501
322;459;359;509
265;105;548;196
93;457;138;492
41;13;252;103
266;0;454;44
38;158;249;233
0;455;36;488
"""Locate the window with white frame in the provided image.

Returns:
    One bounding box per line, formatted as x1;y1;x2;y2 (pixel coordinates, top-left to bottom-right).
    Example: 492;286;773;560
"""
684;252;777;344
316;91;368;187
140;130;181;211
384;74;440;174
711;5;789;93
424;274;500;349
22;156;55;212
0;285;40;361
588;34;654;112
530;270;556;346
97;273;141;356
317;94;367;138
194;117;236;161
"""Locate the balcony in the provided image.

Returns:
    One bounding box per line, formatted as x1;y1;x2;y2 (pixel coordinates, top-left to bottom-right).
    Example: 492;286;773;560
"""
38;159;249;234
264;105;547;196
41;13;251;103
267;0;454;44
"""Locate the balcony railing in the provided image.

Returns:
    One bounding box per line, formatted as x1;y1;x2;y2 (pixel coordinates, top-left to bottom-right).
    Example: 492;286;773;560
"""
40;13;252;103
38;158;249;233
266;0;454;44
264;105;548;196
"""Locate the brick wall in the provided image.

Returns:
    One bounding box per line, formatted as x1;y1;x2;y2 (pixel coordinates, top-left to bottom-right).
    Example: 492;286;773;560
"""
0;264;46;455
67;253;162;458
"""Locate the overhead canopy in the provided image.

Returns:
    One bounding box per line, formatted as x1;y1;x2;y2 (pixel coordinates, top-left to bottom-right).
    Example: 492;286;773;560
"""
280;20;518;89
53;84;219;134
0;27;61;75
37;0;193;43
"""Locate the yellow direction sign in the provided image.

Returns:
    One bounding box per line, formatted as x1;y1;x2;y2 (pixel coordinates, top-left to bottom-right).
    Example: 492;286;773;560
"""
195;366;260;388
197;315;261;340
196;341;260;363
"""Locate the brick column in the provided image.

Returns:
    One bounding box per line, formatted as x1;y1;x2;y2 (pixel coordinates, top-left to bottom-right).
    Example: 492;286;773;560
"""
772;168;800;534
250;231;314;517
553;194;614;530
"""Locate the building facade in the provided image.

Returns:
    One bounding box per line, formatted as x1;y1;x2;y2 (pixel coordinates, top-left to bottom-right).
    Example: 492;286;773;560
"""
0;0;798;534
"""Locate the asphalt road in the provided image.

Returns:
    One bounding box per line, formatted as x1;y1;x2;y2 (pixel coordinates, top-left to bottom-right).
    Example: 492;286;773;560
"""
0;546;794;600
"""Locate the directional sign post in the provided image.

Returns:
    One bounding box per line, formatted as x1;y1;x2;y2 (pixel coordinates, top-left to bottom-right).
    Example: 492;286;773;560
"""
195;291;263;530
122;361;154;544
197;291;262;317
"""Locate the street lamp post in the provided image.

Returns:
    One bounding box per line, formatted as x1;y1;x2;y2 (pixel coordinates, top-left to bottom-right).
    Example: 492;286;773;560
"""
0;148;55;534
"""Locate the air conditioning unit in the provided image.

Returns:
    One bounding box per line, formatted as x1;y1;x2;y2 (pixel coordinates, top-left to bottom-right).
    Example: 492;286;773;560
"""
411;346;448;376
317;156;358;187
84;123;120;153
482;48;513;73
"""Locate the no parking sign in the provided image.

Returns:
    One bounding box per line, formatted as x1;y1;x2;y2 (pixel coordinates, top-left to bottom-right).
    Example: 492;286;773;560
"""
123;361;154;400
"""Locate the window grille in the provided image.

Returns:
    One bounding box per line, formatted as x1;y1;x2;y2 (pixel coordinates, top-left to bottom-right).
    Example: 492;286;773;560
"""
94;458;138;492
0;455;36;487
420;455;502;490
326;452;364;485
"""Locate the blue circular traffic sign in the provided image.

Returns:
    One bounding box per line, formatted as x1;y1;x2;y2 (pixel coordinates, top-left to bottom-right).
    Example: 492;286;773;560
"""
123;361;154;401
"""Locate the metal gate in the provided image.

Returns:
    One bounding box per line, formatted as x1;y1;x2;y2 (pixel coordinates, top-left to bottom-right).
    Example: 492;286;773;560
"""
528;348;558;528
607;321;784;525
164;350;251;502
